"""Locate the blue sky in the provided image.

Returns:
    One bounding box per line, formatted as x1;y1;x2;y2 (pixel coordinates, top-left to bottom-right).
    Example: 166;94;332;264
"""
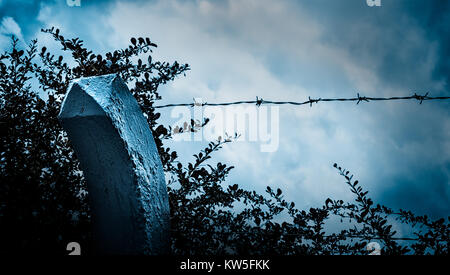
1;0;449;224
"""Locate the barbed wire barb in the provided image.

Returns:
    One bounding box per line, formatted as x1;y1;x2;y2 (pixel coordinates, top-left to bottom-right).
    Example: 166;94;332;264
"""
356;93;369;104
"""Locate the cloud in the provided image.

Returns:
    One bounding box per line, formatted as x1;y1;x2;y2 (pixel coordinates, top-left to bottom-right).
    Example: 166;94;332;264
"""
0;16;24;48
402;0;450;91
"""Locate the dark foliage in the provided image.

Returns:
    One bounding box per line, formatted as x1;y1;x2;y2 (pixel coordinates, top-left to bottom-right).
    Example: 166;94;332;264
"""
0;29;448;255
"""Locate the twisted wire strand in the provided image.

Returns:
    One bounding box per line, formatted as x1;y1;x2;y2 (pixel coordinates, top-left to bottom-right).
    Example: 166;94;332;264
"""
147;93;450;109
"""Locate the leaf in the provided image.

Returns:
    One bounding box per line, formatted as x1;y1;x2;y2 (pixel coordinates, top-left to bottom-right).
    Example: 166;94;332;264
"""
276;188;282;196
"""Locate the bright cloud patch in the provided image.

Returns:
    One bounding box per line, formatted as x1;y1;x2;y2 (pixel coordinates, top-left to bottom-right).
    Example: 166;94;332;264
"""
0;16;24;48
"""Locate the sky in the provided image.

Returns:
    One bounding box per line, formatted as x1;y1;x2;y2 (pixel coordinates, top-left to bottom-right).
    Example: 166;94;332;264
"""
0;0;449;226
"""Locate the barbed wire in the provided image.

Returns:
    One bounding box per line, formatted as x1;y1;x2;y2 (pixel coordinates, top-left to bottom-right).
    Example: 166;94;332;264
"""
149;92;450;109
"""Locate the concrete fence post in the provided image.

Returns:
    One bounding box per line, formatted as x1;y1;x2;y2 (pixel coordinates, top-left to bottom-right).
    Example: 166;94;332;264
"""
58;74;170;255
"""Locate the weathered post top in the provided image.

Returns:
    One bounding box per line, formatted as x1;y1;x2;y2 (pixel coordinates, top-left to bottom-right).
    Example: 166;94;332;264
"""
58;74;170;255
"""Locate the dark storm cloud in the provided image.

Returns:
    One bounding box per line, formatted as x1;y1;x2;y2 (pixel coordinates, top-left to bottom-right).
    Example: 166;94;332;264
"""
383;166;450;218
7;1;446;92
404;0;450;92
299;0;449;94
